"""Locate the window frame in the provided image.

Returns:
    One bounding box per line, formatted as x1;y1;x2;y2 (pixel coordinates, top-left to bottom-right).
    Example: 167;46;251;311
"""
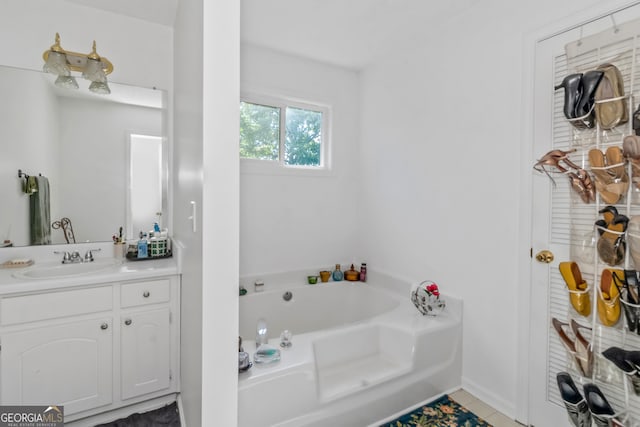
240;92;332;176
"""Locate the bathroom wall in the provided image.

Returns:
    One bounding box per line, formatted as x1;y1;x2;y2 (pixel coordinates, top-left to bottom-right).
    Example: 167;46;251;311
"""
0;69;57;246
357;0;628;419
240;44;361;276
0;2;172;90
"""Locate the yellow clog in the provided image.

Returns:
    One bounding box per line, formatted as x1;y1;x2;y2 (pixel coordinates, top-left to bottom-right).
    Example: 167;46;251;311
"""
559;261;591;317
598;269;622;326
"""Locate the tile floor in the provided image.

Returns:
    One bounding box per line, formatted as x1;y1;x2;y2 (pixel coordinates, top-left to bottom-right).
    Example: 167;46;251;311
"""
449;389;524;427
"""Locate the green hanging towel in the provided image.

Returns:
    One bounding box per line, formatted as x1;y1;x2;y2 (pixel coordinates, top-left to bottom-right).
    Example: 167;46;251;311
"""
24;175;38;194
30;176;51;245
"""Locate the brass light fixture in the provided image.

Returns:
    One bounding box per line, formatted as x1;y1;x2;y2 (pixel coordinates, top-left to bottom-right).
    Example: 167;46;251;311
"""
42;33;114;94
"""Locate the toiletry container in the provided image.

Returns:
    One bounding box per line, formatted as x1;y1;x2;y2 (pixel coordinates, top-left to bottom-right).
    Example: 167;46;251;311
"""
332;264;343;281
137;232;149;259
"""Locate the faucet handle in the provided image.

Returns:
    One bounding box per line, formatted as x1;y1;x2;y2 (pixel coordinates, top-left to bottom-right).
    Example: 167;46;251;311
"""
84;248;101;262
54;250;71;263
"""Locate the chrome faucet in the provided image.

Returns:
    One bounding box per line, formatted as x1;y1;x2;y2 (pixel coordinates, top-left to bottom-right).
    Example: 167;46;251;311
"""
54;250;82;264
256;318;268;347
69;251;83;263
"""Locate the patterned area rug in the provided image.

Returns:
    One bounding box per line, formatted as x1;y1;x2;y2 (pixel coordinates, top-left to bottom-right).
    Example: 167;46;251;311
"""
95;402;180;427
379;394;493;427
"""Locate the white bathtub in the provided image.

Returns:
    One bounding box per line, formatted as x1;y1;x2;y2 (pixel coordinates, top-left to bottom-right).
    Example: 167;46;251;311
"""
238;271;462;427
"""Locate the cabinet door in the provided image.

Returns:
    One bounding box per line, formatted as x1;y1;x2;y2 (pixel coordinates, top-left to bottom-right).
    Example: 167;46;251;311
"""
120;308;171;400
0;318;113;415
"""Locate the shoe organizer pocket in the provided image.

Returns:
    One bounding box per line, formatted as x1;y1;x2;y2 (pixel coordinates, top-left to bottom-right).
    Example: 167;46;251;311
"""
596;224;626;266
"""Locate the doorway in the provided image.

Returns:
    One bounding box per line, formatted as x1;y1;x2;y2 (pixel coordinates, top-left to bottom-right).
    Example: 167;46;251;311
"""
527;4;640;426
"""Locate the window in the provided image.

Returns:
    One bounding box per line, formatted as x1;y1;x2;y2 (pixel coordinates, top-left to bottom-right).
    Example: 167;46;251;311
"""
240;95;329;170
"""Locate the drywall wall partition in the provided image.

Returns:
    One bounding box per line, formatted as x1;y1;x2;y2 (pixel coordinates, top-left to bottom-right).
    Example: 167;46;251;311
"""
357;0;626;419
240;44;361;276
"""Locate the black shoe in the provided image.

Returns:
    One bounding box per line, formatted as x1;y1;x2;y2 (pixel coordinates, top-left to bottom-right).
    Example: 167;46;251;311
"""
602;347;640;395
555;74;584;123
583;383;617;427
621;270;640;333
575;70;604;128
557;372;591;427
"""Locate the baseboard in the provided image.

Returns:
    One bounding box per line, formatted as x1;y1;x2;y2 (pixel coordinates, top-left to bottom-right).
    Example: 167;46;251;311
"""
177;393;187;426
461;376;516;420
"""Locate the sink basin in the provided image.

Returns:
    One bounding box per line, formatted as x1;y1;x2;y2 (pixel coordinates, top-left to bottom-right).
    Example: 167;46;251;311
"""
12;258;122;280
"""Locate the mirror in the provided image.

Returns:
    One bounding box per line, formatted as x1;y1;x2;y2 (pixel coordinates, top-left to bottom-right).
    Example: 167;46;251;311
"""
0;65;167;247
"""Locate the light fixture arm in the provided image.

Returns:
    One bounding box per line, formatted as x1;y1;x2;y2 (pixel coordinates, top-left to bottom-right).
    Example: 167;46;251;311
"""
42;33;113;76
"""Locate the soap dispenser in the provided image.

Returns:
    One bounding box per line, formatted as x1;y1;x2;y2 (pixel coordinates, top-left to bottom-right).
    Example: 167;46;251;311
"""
332;264;343;281
137;231;148;259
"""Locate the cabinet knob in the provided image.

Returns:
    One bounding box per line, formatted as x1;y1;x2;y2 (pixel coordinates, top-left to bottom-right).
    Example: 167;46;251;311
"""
124;318;132;326
143;291;150;298
100;323;109;330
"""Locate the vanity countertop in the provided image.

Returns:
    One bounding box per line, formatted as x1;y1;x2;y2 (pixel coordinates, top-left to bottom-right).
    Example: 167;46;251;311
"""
0;256;179;295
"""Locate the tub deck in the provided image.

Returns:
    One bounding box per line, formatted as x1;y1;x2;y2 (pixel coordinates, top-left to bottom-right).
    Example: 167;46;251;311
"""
238;272;462;427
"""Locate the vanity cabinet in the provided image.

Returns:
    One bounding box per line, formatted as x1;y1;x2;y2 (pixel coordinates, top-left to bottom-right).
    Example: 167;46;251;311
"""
0;316;114;415
0;275;180;423
120;279;172;400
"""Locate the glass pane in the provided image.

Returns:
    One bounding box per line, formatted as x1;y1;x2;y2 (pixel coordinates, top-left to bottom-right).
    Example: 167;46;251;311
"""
239;101;280;161
285;107;322;166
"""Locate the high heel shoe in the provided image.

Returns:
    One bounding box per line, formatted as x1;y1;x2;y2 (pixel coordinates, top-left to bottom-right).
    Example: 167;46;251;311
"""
534;149;595;203
570;319;593;377
613;270;640;333
575;70;604;128
583;383;621;427
552;317;592;377
557;372;591;427
602;346;640;395
555;74;584;123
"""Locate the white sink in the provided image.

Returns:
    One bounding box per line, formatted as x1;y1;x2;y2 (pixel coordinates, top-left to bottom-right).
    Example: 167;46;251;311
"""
12;258;122;280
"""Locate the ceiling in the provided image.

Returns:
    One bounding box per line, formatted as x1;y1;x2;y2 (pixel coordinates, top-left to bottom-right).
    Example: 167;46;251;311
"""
240;0;478;70
65;0;179;27
70;0;476;70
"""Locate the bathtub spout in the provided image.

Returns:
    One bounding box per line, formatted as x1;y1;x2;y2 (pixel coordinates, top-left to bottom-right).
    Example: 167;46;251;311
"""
256;318;268;346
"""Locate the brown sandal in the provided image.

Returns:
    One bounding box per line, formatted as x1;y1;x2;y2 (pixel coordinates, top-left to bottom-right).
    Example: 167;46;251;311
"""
534;149;595;203
595;63;628;130
588;147;628;204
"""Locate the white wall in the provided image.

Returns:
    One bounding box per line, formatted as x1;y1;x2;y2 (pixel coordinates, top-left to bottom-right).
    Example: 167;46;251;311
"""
240;44;361;276
0;1;172;90
358;0;629;419
0;68;57;246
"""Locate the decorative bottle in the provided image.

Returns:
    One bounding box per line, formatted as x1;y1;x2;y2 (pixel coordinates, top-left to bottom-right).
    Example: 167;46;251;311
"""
360;263;367;282
332;264;343;281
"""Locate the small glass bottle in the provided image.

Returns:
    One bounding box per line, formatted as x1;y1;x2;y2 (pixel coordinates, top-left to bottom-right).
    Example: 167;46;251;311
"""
360;263;367;282
332;264;343;281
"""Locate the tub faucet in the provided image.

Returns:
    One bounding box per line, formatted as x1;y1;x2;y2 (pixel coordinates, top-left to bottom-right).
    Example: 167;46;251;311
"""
256;318;268;347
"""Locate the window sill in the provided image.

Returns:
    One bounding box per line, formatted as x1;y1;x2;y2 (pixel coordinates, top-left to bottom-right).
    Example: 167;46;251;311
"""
240;158;333;177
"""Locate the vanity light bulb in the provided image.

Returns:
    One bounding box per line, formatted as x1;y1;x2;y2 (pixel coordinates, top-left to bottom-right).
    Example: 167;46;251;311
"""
89;81;111;95
54;75;79;90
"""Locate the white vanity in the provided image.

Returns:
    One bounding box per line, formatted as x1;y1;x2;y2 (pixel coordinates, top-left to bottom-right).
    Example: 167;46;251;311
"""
0;250;180;425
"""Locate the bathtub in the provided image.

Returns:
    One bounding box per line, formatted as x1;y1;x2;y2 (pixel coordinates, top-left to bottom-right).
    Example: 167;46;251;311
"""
237;271;462;427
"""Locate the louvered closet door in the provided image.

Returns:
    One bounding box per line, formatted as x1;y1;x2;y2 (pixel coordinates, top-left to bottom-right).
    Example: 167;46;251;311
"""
529;12;640;427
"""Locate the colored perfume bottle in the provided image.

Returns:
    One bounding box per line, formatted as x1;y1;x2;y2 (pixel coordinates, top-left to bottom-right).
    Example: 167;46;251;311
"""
332;264;343;281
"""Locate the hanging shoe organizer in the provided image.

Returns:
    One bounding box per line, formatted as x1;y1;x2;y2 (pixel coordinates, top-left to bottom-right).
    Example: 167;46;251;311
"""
546;16;640;424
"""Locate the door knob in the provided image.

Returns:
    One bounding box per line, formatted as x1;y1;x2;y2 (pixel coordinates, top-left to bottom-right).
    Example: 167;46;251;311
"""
535;250;554;263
